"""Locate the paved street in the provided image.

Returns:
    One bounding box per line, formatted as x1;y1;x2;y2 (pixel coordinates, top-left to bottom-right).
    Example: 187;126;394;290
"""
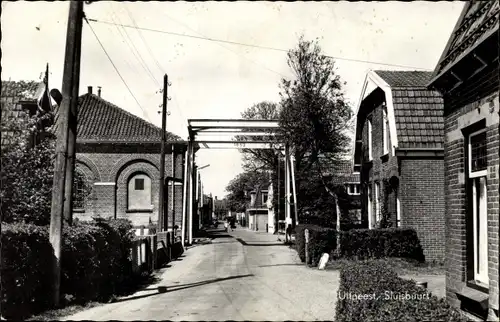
61;228;339;321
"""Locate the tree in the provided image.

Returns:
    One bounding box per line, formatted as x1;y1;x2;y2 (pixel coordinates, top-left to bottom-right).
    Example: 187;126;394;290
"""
238;101;281;173
225;170;269;213
0;80;89;225
236;101;284;230
278;35;354;224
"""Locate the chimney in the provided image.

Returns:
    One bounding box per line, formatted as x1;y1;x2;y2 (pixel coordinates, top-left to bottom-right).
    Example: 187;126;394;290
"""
87;86;93;94
97;86;102;97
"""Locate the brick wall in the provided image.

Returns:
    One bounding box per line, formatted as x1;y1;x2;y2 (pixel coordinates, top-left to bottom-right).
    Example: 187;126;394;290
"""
73;143;187;233
443;70;499;317
399;158;445;262
360;97;402;228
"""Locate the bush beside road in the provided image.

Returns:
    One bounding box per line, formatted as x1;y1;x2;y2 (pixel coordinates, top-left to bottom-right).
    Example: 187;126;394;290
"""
335;261;465;321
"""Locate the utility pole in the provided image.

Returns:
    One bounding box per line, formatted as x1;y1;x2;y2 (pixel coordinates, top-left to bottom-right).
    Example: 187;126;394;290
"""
158;74;168;232
63;1;84;226
49;1;84;307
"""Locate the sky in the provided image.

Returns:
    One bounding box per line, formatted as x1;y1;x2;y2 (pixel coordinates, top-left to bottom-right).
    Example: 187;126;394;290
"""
1;1;464;198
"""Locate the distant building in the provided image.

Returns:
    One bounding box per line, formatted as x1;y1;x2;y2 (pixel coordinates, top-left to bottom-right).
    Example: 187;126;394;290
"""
352;70;445;262
428;1;499;320
246;186;270;232
324;160;362;229
213;196;228;221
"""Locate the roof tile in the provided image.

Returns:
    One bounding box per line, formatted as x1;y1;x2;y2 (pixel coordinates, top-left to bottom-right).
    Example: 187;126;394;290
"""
374;70;433;88
76;94;181;143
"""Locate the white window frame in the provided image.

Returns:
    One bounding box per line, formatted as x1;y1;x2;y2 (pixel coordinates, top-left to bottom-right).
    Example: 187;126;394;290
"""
468;128;488;285
468;128;488;178
383;109;389;155
346;183;361;195
368;119;373;161
367;184;373;229
396;194;401;227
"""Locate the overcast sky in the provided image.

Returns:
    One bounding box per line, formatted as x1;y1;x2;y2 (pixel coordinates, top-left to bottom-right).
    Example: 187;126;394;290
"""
1;1;464;198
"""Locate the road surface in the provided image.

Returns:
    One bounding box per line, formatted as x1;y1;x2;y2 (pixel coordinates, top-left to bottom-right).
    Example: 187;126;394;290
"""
61;228;339;321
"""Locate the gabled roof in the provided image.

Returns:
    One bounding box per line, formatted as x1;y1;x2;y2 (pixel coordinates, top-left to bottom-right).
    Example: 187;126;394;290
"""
373;71;432;88
324;160;360;185
429;1;499;83
352;70;444;166
373;71;444;149
77;93;180;143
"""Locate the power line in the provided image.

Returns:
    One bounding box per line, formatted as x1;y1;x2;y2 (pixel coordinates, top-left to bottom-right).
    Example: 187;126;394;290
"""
86;17;433;71
125;6;192;130
123;4;165;79
160;13;287;78
122;4;189;129
84;16;151;122
108;3;160;87
106;7;144;80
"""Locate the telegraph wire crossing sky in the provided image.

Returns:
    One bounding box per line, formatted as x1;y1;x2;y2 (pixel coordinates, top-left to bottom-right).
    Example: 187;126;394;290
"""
1;1;464;197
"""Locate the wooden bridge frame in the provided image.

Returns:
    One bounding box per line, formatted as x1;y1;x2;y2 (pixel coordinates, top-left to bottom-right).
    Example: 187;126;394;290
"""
180;119;298;246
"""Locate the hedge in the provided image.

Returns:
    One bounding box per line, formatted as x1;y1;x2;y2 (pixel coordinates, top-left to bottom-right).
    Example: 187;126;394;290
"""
306;227;337;267
338;228;425;262
0;223;52;319
294;224;325;262
335;261;466;322
61;218;135;302
1;218;136;320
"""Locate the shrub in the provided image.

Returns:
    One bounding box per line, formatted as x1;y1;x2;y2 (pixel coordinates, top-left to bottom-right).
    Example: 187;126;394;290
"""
339;228;425;262
1;218;136;319
306;226;337;266
0;136;56;225
61;218;136;302
335;261;465;322
1;223;52;320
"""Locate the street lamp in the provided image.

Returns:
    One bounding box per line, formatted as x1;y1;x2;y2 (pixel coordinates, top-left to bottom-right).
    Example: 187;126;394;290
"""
198;164;210;171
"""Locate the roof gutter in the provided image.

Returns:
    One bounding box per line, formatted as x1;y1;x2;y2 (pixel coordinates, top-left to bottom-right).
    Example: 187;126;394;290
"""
395;147;444;158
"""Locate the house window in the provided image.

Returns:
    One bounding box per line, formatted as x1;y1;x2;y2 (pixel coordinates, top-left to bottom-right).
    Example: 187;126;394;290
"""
468;128;488;285
374;182;381;224
346;183;360;195
367;184;373;229
368;119;373;160
73;171;87;209
262;193;268;205
383;109;389;155
128;173;152;210
135;178;145;190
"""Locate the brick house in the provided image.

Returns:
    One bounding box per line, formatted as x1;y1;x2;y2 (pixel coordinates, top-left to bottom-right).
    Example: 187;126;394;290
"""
326;160;362;229
73;86;187;234
352;70;445;263
246;186;270;232
427;1;499;320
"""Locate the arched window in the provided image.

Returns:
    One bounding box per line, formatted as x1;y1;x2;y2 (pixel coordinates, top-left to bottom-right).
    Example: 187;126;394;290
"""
73;171;87;210
128;173;152;210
